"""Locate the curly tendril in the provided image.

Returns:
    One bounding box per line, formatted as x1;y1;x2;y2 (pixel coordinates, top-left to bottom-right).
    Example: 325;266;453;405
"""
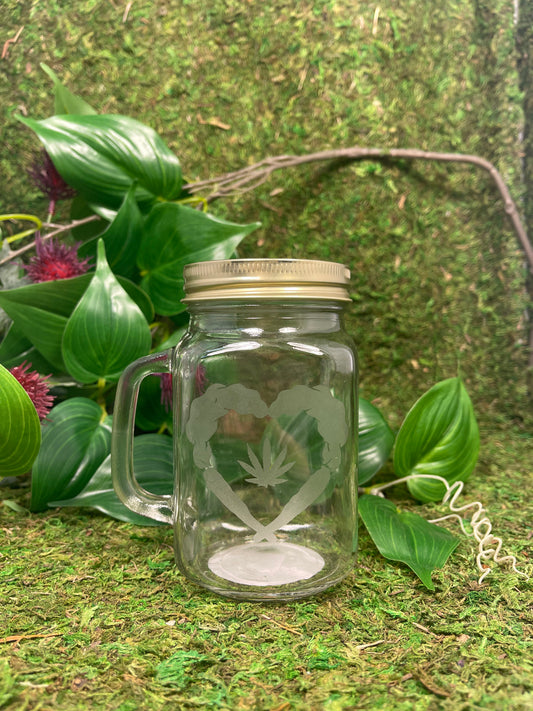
366;474;529;585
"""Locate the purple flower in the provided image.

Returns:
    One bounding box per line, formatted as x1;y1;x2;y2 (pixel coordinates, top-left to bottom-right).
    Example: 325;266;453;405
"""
28;150;76;216
24;234;91;283
159;365;207;412
10;361;54;420
160;373;173;412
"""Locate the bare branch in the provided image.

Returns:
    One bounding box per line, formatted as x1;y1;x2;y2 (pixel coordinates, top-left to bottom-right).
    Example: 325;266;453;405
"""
184;147;533;274
0;215;101;267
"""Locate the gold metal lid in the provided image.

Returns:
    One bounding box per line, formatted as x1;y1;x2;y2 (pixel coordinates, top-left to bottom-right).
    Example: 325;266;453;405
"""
183;258;351;302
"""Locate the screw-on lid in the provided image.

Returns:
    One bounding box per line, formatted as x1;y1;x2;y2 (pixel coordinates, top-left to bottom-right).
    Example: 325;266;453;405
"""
183;258;351;302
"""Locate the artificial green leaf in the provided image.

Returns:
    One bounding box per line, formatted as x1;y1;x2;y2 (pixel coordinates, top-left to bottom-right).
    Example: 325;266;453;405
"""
393;378;480;502
135;374;173;432
358;398;395;484
154;326;187;352
0;273;153;372
50;434;173;525
78;184;144;281
0;300;68;370
69;196;108;242
0;364;41;477
62;240;152;383
0;274;95;317
358;494;459;590
0;277;92;370
30;397;112;511
0;322;32;363
41;63;97;115
18;114;183;209
0;322;55;372
138;203;260;315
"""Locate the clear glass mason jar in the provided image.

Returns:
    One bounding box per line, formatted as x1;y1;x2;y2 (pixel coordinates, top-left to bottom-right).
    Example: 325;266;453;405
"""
112;259;358;601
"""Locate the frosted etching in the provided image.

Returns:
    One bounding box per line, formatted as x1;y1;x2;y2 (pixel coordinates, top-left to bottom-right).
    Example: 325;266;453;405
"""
186;383;349;542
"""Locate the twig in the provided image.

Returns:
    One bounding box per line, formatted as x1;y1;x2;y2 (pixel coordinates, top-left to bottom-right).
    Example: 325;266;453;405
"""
355;639;386;650
184;147;533;275
0;215;101;266
122;1;133;23
0;631;62;644
260;613;303;636
1;25;24;60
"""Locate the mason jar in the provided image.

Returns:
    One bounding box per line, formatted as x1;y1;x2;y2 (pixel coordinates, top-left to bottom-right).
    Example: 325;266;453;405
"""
112;258;358;601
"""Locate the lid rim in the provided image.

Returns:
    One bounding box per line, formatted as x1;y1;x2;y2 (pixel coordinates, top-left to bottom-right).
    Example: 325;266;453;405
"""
183;258;351;299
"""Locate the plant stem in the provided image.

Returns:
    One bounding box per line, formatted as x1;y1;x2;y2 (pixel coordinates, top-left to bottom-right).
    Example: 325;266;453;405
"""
185;147;533;274
0;214;43;244
0;215;101;266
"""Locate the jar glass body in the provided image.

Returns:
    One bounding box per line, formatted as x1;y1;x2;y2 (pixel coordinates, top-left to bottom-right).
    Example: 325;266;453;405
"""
172;299;358;600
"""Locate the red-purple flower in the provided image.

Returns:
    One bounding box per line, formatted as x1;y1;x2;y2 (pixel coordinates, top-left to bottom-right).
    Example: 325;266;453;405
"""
28;150;76;217
10;362;55;420
24;234;91;283
160;373;173;412
159;365;207;412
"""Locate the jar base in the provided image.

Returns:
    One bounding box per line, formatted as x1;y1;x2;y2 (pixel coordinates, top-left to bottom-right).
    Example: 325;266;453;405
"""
207;541;325;586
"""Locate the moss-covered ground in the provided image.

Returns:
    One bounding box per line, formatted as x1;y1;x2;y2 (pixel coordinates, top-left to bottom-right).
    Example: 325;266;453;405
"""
1;1;532;708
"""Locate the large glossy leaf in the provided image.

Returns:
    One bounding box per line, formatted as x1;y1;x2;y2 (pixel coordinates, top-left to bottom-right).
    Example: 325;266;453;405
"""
30;397;112;511
0;364;41;477
62;240;152;383
69;196;109;242
0;300;68;370
0;322;32;363
0;277;91;370
138;203;260;315
393;378;480;502
51;434;173;525
0;272;153;374
0;274;99;317
0;321;56;372
18;114;183;209
358;494;459;590
41;63;97;116
135;374;174;432
78;185;144;281
358;398;395;484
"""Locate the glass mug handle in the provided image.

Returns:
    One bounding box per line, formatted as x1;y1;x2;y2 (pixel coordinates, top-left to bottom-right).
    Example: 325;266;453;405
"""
111;350;173;524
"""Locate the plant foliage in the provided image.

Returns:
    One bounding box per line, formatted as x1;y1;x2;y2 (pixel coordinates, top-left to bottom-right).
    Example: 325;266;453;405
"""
0;364;41;477
0;68;483;589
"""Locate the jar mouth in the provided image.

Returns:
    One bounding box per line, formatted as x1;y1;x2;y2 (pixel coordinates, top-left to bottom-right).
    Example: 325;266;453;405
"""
183;258;351;302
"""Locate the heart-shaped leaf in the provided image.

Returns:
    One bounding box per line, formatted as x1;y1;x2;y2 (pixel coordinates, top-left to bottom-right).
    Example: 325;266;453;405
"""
30;397;112;511
51;434;173;525
18;114;183;209
78;185;144;281
0;273;153;374
358;398;395;484
393;378;480;502
358;494;459;590
41;63;97;116
138;203;260;315
62;240;152;383
0;276;96;371
0;364;41;477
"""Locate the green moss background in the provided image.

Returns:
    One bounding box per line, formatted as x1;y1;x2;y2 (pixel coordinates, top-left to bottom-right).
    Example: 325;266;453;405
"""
1;1;532;709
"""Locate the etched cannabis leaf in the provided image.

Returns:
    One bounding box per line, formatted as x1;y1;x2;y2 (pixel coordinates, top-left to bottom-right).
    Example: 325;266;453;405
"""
238;439;295;488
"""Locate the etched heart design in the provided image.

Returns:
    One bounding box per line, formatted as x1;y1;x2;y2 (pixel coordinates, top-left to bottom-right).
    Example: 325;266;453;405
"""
186;383;349;542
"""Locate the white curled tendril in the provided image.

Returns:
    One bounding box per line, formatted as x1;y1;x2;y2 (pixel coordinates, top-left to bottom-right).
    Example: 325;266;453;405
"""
365;475;529;584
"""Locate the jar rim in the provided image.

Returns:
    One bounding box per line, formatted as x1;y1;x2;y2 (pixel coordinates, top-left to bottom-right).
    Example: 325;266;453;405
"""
183;258;351;302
